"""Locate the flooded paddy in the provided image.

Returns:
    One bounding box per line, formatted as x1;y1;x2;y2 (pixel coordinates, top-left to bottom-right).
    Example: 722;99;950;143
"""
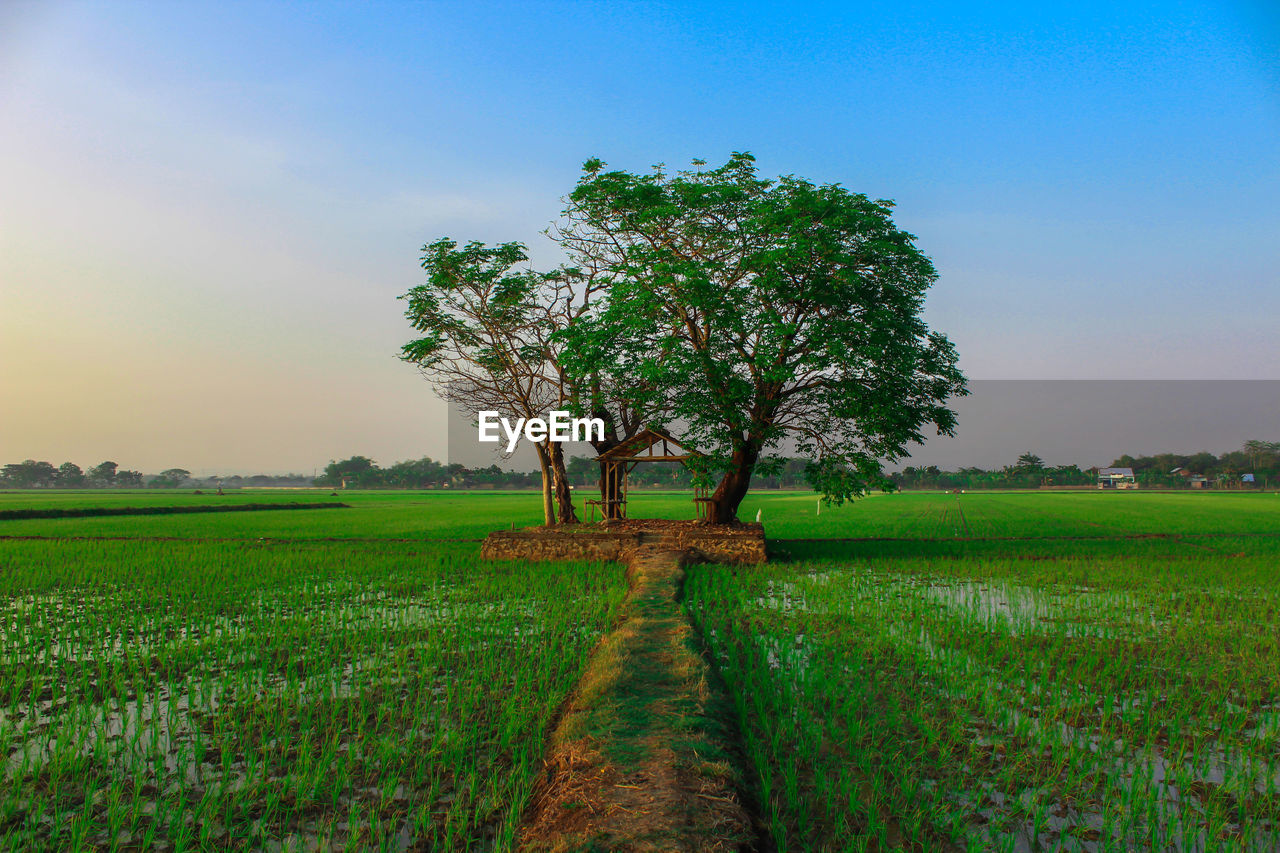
688;540;1280;851
0;539;625;851
5;489;1280;850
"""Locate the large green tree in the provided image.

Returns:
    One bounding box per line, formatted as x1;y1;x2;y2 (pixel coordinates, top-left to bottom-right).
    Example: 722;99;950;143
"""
557;153;966;523
0;460;57;488
57;462;85;487
87;460;118;488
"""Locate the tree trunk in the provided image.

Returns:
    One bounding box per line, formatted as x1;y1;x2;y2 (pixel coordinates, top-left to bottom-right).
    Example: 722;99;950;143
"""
710;442;760;524
549;442;579;524
533;442;555;526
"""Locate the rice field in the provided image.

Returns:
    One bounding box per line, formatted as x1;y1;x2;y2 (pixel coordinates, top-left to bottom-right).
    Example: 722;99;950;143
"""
0;538;624;850
686;530;1280;851
2;488;1276;540
2;488;1277;850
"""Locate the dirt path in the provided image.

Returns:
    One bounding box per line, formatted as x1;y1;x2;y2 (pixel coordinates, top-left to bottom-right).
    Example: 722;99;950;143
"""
517;544;755;852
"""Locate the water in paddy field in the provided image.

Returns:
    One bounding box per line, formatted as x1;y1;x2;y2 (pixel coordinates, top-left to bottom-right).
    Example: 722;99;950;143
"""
735;568;1280;851
0;570;617;851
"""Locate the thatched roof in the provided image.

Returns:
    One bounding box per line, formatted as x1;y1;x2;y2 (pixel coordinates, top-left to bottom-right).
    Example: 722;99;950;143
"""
596;427;701;462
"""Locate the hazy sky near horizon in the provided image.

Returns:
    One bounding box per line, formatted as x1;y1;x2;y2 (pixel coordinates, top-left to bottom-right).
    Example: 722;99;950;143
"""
2;1;1278;474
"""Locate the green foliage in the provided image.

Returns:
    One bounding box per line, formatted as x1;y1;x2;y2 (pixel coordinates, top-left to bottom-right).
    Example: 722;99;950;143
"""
312;455;541;490
400;239;547;375
86;460;118;488
115;469;144;487
0;460;57;488
556;153;966;513
398;237;594;524
56;462;84;487
897;454;1094;489
147;467;191;488
1110;441;1280;488
1015;451;1045;471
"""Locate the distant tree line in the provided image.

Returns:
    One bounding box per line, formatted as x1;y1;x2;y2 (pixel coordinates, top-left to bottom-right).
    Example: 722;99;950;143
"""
0;461;146;489
0;460;313;490
313;456;542;490
4;441;1275;491
316;455;849;490
1107;440;1279;488
893;442;1280;490
242;441;1280;491
894;453;1094;490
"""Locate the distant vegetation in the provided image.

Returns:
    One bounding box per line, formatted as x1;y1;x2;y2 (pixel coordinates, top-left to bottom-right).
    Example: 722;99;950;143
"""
3;441;1275;491
0;460;314;490
896;441;1279;490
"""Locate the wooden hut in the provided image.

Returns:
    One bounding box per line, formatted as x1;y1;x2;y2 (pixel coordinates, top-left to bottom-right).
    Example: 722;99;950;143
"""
589;428;713;522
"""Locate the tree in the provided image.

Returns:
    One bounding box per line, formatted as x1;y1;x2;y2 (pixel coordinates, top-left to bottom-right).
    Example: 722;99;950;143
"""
116;470;144;488
385;457;447;488
151;468;192;488
566;455;597;487
87;461;118;488
1243;439;1279;469
1;460;57;488
1016;452;1045;471
318;456;382;489
400;240;568;524
557;153;966;522
400;240;655;524
57;462;85;487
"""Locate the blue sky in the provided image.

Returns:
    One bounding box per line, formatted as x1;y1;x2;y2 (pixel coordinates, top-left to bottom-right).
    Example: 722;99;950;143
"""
1;1;1277;472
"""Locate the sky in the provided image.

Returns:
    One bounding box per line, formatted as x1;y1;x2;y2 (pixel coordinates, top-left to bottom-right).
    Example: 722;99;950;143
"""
1;1;1277;474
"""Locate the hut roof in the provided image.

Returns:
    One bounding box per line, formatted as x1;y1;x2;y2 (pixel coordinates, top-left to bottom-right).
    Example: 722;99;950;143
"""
597;427;701;462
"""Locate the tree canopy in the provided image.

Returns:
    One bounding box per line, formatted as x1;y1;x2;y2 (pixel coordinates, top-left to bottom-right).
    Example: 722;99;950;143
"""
399;239;584;524
556;153;967;521
399;236;656;524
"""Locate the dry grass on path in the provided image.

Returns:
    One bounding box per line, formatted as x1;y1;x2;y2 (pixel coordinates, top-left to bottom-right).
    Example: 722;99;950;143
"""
518;547;755;853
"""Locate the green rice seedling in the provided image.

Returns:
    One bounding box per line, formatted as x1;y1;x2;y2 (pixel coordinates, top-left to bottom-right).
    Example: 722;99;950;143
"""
686;516;1280;851
0;538;625;850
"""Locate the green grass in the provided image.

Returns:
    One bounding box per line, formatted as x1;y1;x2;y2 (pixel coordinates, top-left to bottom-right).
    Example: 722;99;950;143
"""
686;526;1280;850
2;488;1278;850
2;488;1277;541
0;538;625;850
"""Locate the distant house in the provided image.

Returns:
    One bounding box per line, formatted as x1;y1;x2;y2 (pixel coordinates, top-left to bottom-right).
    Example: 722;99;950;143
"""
1097;467;1138;489
1189;475;1212;489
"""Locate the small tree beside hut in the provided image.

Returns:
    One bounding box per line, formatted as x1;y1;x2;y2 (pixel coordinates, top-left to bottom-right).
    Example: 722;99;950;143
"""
400;239;656;525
